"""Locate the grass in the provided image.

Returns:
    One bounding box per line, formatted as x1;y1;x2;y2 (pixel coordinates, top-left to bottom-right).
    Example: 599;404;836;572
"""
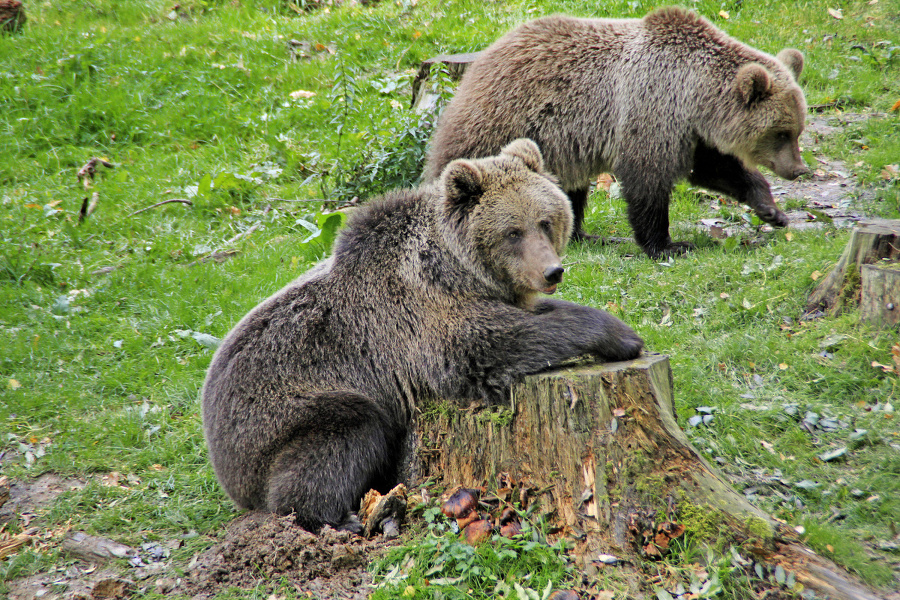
1;0;899;597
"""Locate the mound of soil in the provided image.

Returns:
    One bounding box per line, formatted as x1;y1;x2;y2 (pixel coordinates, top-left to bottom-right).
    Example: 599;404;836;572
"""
182;511;397;599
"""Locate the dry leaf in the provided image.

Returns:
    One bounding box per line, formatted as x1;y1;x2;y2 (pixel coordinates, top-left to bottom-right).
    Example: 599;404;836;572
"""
719;10;729;19
779;363;789;370
785;232;794;242
828;7;843;19
596;173;615;191
811;270;822;281
890;99;900;112
8;379;21;390
720;292;730;299
289;89;316;99
872;360;895;373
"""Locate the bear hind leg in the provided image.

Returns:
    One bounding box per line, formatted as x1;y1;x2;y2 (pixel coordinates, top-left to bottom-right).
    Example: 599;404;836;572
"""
265;392;402;533
566;187;602;243
618;168;693;259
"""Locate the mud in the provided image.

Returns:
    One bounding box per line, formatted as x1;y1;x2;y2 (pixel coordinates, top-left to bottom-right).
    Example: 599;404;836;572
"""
180;511;396;599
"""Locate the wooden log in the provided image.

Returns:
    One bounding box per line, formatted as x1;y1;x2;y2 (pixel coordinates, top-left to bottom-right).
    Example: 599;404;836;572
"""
807;218;900;315
61;531;137;563
414;353;887;600
860;263;900;327
0;527;37;560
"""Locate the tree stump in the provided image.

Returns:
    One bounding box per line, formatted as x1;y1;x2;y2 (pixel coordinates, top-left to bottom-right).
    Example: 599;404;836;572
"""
807;218;900;316
860;263;900;327
410;52;480;112
415;354;886;600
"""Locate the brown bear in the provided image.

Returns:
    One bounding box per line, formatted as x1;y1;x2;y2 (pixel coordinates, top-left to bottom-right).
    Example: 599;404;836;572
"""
201;139;644;533
423;7;809;258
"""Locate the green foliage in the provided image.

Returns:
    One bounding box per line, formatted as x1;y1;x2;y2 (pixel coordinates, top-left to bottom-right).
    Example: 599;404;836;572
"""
1;0;898;595
370;506;575;599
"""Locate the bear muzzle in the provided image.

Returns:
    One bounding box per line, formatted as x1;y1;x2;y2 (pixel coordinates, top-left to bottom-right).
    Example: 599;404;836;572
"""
542;264;565;294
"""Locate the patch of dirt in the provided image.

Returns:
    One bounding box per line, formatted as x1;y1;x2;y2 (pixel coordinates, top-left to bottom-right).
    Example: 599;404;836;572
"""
0;474;85;527
180;511;398;599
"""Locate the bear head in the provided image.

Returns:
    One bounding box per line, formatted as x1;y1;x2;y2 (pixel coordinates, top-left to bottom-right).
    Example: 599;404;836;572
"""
437;138;573;306
718;49;810;181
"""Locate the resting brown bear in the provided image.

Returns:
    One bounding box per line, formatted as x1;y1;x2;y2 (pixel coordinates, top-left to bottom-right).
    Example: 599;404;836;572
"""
201;139;643;532
424;7;809;258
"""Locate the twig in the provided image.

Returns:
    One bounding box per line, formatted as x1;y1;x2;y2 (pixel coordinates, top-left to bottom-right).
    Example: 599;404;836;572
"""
269;197;340;203
78;192;100;224
126;199;193;217
77;158;114;190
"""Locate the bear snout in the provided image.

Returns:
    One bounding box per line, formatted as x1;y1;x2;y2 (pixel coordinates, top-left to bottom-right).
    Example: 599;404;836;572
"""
543;265;565;285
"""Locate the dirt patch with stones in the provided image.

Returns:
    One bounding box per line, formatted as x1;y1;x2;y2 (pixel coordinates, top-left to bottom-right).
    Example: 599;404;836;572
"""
180;512;397;600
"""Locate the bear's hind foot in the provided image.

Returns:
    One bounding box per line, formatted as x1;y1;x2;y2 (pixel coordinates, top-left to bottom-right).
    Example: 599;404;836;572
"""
571;230;604;244
646;241;695;259
336;513;364;535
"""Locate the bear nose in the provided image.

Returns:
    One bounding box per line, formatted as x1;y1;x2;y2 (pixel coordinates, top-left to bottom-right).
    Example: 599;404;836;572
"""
543;265;565;285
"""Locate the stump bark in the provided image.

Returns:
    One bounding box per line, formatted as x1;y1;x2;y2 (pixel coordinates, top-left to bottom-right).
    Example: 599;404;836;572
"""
415;354;886;600
860;263;900;327
807;218;900;316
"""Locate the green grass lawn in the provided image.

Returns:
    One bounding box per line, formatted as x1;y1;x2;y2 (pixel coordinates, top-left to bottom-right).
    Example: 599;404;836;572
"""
2;0;899;597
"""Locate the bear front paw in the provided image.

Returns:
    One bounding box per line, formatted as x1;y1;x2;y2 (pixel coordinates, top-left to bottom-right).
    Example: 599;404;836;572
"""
758;208;788;228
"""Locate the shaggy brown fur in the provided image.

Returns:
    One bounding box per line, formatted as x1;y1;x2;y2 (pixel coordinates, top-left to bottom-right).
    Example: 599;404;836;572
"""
201;140;644;532
424;7;809;258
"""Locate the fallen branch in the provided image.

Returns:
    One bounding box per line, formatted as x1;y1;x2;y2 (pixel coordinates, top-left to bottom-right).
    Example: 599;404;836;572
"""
61;531;136;562
268;197;342;204
187;204;272;267
126;199;193;217
0;527;38;560
78;192;100;224
77;157;114;189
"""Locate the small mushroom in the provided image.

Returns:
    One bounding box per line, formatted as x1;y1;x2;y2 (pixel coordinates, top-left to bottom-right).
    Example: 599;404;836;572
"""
463;519;493;545
498;506;522;538
441;488;479;519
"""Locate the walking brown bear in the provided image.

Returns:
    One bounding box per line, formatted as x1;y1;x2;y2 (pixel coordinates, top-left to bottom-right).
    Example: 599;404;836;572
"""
201;139;644;533
424;7;809;258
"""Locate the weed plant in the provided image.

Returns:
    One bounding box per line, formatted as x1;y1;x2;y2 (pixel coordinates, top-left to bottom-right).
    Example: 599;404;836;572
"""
1;0;899;597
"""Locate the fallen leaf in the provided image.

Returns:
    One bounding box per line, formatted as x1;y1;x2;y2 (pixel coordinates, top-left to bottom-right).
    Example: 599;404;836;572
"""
779;363;789;370
785;232;794;242
596;173;615;191
719;10;729;19
289;89;316;99
720;292;730;299
811;270;822;281
818;447;848;462
872;360;895;373
891;99;900;112
8;379;21;390
828;7;843;19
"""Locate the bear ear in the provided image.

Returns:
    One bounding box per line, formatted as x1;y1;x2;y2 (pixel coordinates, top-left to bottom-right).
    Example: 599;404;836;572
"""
442;159;484;223
500;138;544;172
736;63;773;106
776;48;804;80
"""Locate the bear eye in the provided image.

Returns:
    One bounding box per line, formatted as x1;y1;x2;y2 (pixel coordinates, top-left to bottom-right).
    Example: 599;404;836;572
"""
539;220;553;236
506;228;523;241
